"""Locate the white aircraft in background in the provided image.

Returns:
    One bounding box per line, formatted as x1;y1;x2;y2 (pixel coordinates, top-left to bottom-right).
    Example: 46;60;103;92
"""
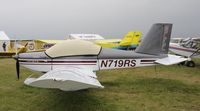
170;38;200;67
14;23;187;91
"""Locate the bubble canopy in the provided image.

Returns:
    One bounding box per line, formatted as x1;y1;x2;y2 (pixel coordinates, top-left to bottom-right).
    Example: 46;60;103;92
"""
45;40;101;58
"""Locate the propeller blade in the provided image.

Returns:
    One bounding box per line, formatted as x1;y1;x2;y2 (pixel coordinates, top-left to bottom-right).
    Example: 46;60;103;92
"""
15;56;20;79
16;59;20;79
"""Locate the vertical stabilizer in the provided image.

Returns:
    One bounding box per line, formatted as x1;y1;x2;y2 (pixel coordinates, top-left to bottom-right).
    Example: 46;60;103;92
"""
135;23;172;55
119;32;142;46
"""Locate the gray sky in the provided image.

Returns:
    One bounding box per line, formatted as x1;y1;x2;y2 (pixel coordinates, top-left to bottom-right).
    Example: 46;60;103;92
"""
0;0;200;39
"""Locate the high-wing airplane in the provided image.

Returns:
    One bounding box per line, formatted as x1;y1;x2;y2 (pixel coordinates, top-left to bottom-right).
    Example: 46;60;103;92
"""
0;31;34;57
95;32;142;50
14;23;187;91
169;38;200;67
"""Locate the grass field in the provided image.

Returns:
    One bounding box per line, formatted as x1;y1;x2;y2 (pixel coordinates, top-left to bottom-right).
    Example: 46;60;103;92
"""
0;58;200;111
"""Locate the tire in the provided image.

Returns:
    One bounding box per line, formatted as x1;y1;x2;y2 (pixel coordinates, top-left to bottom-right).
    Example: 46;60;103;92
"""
180;61;186;65
186;61;195;67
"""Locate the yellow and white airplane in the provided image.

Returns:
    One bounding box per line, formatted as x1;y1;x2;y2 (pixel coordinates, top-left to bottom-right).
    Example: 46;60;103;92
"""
0;31;141;57
0;38;63;57
95;32;142;50
37;33;142;51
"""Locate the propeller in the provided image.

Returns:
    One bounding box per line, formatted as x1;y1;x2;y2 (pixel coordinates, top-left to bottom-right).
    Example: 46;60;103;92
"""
14;55;20;79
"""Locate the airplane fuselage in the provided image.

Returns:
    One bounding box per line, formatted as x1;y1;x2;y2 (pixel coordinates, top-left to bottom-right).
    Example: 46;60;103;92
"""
169;43;200;58
19;58;157;73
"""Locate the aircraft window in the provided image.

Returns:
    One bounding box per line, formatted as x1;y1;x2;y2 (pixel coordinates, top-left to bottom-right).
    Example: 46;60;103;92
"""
45;40;101;58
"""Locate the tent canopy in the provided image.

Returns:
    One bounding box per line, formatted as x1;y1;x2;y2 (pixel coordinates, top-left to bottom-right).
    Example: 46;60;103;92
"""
0;31;10;40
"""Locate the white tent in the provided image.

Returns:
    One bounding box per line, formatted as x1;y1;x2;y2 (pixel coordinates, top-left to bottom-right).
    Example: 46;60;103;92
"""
0;31;10;40
0;31;10;52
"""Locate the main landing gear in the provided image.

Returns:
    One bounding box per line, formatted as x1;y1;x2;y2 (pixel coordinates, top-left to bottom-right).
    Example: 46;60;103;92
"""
185;61;195;67
179;61;196;67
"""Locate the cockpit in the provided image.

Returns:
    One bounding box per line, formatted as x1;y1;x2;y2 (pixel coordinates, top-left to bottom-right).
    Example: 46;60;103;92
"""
45;40;102;58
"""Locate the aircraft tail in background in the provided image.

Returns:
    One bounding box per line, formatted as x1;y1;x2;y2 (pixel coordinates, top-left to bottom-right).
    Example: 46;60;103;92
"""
119;31;142;46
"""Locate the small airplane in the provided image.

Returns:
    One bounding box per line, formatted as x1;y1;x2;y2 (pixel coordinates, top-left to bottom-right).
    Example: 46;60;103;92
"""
0;30;141;57
68;34;104;40
25;32;141;52
169;38;200;67
0;31;31;57
14;23;187;91
95;32;142;50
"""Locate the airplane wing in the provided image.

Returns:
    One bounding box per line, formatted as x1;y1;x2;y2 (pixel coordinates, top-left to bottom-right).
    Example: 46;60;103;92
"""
155;54;188;65
0;52;16;57
24;67;104;91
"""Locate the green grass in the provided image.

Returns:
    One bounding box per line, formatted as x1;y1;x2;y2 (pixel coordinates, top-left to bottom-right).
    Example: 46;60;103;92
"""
0;58;200;111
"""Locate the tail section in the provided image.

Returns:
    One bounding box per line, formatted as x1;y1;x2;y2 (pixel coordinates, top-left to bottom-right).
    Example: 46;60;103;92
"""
119;31;142;46
135;23;172;55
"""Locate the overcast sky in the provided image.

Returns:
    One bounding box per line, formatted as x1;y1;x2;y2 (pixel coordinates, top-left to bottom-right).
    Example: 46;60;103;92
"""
0;0;200;39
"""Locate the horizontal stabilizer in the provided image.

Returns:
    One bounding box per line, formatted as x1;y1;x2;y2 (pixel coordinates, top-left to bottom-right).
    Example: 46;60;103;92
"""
24;67;104;91
155;54;187;65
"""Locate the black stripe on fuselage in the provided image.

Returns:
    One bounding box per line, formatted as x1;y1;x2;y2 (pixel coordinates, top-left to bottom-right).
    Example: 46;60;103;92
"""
19;60;97;65
169;46;197;53
140;60;156;62
19;60;97;63
140;60;156;64
20;63;96;65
